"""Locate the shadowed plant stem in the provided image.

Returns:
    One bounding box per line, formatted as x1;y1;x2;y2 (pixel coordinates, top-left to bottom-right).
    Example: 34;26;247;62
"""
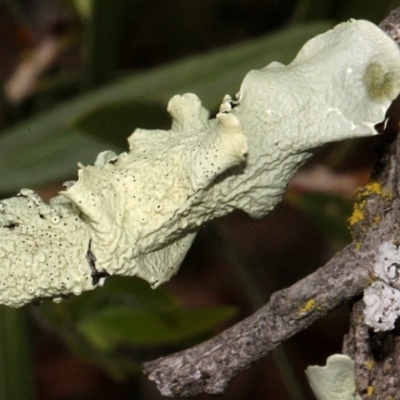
0;306;35;400
84;0;126;88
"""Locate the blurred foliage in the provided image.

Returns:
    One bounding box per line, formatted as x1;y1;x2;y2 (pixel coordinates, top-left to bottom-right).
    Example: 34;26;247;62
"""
37;277;235;379
0;21;329;195
287;192;353;248
0;0;399;399
0;306;34;400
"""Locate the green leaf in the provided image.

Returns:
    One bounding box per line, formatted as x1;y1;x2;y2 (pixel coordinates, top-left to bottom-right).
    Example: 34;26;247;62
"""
0;307;34;400
70;100;171;148
38;276;176;325
98;277;176;309
0;22;330;195
37;277;181;378
37;266;228;378
62;328;141;380
77;305;236;349
84;0;126;88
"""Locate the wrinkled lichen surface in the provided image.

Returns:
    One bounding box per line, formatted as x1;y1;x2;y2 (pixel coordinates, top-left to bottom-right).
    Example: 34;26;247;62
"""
2;20;400;307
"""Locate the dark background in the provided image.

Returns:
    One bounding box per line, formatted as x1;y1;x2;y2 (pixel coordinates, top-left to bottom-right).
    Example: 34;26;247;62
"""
0;1;398;399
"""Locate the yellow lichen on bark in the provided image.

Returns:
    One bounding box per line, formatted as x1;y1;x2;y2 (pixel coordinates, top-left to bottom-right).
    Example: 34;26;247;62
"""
348;199;367;227
298;299;316;315
348;180;391;228
365;360;374;370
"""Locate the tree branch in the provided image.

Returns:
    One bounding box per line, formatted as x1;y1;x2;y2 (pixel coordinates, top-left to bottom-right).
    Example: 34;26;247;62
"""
142;9;400;397
143;239;373;396
341;85;400;397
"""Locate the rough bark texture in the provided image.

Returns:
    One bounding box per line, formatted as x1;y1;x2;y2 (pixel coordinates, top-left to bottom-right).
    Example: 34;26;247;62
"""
341;13;400;396
143;9;400;398
342;99;400;397
143;241;372;397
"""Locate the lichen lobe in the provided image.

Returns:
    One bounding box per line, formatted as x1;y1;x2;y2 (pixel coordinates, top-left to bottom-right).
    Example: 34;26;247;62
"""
62;93;248;285
0;190;94;307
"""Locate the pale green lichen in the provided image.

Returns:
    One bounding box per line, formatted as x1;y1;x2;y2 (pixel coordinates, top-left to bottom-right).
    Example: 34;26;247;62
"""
1;20;400;306
305;354;361;400
0;189;93;307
